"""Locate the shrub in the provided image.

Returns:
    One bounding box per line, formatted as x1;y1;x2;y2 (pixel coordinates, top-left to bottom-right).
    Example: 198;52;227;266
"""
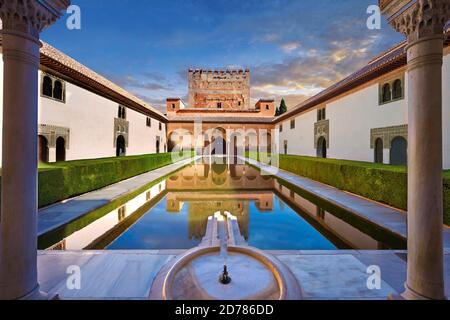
248;152;449;225
36;152;194;208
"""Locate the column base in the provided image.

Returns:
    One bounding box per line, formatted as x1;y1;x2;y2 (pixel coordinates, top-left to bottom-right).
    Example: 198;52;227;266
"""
18;285;59;300
399;283;447;300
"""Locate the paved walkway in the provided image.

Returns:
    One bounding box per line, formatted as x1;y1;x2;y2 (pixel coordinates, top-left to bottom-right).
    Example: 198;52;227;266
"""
37;250;450;299
38;157;199;236
245;157;450;251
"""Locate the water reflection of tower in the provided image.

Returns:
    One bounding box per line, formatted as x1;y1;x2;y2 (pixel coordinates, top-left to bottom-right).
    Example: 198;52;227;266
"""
188;201;249;240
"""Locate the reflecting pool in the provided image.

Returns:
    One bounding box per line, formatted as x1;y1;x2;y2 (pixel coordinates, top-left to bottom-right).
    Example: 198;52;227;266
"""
41;157;406;251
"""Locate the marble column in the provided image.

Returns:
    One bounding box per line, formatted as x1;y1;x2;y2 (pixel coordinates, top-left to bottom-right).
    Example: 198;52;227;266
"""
380;0;449;300
0;0;69;300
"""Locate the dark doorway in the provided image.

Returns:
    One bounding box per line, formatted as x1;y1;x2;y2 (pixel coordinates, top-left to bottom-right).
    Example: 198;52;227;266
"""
390;136;407;166
56;137;66;162
116;135;126;157
212;136;226;155
317;137;327;158
156;139;160;154
374;138;383;163
38;135;49;163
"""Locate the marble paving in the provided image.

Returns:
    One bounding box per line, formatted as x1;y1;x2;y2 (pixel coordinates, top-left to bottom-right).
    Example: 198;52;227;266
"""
38;157;200;236
37;250;450;300
244;157;450;250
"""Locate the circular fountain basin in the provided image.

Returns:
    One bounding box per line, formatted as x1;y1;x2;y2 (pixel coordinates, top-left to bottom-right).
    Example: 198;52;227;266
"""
149;246;303;300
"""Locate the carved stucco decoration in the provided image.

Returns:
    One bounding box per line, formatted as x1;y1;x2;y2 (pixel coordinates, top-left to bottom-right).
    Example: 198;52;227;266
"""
0;0;70;36
370;124;408;149
314;119;329;149
38;124;70;149
114;118;129;147
384;0;450;42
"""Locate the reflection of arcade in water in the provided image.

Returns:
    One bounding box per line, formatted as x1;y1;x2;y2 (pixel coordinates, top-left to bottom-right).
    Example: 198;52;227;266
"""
166;159;275;241
166;158;274;191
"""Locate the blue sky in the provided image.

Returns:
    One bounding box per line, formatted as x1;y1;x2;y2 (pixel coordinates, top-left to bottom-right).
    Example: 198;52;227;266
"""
41;0;404;111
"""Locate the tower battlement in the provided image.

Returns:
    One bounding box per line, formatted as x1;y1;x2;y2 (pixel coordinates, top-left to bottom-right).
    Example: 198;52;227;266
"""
188;69;251;110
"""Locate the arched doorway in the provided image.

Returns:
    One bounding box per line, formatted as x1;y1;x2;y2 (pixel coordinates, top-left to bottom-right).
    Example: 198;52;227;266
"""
156;139;160;154
56;137;66;162
38;135;49;163
116;135;126;157
211;128;226;155
317;137;327;158
374;138;383;163
390;136;407;165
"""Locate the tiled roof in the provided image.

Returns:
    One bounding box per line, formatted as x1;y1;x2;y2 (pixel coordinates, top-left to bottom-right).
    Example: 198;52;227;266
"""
39;42;167;121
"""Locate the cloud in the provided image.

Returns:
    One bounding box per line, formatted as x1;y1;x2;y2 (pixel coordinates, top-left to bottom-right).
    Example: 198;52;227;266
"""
281;41;301;54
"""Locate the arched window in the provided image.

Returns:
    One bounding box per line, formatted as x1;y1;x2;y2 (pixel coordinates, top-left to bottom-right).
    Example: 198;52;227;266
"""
374;138;383;164
38;135;49;163
53;80;64;101
392;79;403;100
317;137;327;158
382;83;392;103
118;106;122;118
121;107;126;119
43;76;53;97
56;137;66;162
116;135;126;157
390;136;407;166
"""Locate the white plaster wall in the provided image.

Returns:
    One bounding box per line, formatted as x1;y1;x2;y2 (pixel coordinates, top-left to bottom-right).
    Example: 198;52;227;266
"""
37;70;166;161
278;111;317;157
326;82;408;163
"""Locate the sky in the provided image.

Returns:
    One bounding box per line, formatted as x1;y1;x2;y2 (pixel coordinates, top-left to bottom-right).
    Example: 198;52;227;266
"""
41;0;404;112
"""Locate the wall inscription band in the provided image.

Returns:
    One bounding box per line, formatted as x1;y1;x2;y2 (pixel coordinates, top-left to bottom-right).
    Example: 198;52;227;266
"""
38;124;70;149
370;124;407;149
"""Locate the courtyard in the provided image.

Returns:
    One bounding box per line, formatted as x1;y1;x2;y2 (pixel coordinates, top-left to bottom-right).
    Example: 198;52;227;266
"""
0;0;449;305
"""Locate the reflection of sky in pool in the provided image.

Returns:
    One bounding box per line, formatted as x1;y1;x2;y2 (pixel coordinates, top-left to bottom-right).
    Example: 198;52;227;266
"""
108;194;336;250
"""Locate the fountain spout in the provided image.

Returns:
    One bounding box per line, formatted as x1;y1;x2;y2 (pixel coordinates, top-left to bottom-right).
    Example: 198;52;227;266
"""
219;265;232;285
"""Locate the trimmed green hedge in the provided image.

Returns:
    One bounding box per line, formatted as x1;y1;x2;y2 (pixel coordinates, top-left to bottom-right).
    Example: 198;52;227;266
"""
36;151;194;208
248;152;450;225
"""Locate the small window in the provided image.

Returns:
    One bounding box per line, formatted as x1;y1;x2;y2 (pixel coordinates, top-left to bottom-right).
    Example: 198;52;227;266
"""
382;83;392;103
172;103;176;109
42;76;53;97
238;101;241;106
279;124;283;133
290;119;296;129
118;106;126;119
159;122;162;131
217;102;222;109
392;79;403;100
146;117;151;127
53;80;64;101
42;74;65;102
266;105;270;110
317;108;326;121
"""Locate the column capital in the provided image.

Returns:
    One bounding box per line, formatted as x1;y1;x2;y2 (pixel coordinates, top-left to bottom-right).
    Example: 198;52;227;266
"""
0;0;70;39
380;0;449;42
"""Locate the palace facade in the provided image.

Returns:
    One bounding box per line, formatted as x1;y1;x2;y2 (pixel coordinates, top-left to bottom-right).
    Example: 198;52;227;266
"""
0;29;449;167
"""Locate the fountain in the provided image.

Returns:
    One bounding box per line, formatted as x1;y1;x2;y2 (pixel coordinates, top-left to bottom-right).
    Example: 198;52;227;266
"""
149;212;303;300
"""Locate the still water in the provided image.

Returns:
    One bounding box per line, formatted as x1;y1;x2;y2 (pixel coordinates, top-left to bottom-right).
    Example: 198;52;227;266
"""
42;157;405;251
